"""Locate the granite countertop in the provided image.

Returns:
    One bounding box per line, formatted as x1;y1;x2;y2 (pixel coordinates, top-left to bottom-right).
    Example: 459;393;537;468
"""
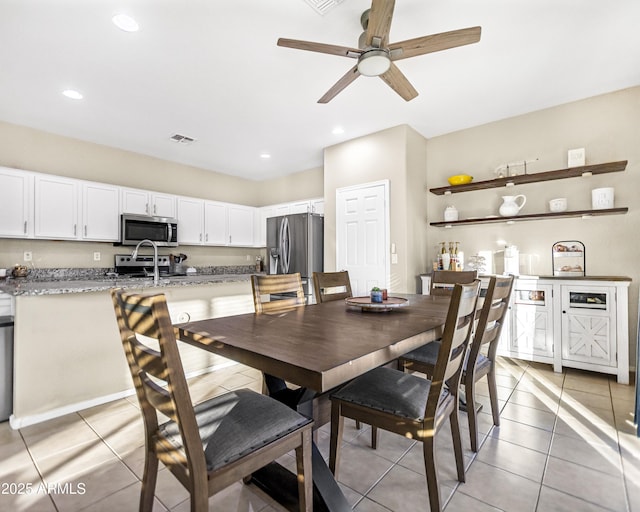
0;266;258;296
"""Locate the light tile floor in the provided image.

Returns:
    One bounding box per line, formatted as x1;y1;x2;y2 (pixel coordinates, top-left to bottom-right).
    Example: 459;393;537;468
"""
1;358;638;511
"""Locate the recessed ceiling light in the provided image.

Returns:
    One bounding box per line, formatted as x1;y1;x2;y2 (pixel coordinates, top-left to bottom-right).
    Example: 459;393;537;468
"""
62;89;83;100
332;126;345;135
112;14;139;32
260;153;271;159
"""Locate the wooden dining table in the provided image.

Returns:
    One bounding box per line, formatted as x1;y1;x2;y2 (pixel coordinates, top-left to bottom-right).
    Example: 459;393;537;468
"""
175;293;450;512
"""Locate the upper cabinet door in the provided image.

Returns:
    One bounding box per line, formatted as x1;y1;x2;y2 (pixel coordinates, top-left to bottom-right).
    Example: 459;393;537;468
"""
204;201;227;245
121;187;150;215
227;204;254;246
82;182;120;241
34;175;79;239
151;193;176;218
177;197;204;245
0;167;33;238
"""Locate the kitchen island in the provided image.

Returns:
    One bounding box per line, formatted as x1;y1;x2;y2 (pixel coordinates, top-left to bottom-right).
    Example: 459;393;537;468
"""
1;271;258;429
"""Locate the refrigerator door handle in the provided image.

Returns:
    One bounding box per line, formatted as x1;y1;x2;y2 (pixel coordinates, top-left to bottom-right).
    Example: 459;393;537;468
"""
280;217;290;274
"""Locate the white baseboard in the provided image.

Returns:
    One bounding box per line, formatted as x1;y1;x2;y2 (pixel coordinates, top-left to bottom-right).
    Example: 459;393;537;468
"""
9;360;239;430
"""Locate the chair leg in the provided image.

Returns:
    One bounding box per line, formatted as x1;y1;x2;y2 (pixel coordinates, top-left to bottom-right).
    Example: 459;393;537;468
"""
140;450;159;512
371;426;378;449
329;402;344;477
450;405;466;482
465;380;480;453
295;428;313;512
423;434;442;512
487;368;501;426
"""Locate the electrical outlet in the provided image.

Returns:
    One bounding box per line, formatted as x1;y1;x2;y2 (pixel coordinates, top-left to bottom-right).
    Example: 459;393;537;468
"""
93;252;101;261
23;251;32;262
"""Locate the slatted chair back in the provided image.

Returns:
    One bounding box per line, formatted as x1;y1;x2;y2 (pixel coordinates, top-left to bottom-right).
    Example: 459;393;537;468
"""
251;273;306;313
312;271;353;303
468;275;514;369
424;280;481;421
430;270;477;296
111;289;207;488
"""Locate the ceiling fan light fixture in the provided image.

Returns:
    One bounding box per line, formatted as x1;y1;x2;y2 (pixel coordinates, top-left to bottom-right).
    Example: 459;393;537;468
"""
357;49;391;77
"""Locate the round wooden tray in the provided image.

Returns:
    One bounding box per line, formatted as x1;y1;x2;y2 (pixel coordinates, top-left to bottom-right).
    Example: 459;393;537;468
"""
345;296;409;312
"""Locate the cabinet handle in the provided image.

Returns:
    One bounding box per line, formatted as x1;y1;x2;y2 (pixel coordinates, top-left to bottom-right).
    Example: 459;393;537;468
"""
205;234;208;242
229;235;232;244
84;225;87;237
199;233;202;242
146;203;149;215
154;204;157;214
24;221;27;234
74;224;77;236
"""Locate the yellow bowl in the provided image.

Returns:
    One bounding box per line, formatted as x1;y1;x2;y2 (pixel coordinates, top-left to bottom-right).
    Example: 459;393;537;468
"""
447;174;473;186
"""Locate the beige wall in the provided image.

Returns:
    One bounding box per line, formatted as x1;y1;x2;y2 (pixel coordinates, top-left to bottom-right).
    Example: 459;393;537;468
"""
323;125;428;293
425;86;639;365
0;121;323;269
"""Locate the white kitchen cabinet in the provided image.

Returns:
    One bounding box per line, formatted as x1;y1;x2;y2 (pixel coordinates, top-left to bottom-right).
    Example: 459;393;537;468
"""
0;167;33;238
177;197;205;245
35;175;120;242
34;174;79;239
227;204;254;246
499;282;554;364
121;187;176;218
310;198;325;215
204;201;227;245
81;182;120;241
560;285;617;370
177;198;237;246
498;277;630;383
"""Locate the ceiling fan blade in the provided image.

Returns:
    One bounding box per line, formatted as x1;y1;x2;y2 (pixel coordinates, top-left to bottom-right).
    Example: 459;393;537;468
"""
365;0;395;47
379;62;418;101
278;38;361;58
389;26;481;61
318;65;361;103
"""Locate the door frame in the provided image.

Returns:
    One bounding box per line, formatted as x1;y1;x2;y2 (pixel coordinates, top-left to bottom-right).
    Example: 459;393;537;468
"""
335;179;390;291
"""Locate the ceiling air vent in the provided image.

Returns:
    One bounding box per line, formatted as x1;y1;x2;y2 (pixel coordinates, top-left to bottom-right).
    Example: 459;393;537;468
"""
304;0;345;16
169;133;195;144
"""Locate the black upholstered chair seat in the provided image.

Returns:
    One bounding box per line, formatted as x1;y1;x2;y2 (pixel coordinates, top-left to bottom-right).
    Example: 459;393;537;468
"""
331;367;436;421
402;341;441;367
161;388;312;471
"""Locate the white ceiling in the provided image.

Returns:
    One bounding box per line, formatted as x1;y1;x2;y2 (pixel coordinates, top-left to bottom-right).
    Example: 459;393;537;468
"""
1;0;639;181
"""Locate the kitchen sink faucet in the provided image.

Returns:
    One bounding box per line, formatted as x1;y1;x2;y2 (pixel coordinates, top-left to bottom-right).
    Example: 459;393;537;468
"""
131;239;159;285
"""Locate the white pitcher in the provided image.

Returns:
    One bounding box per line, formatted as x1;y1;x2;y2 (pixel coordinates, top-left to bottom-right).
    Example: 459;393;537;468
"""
499;195;526;217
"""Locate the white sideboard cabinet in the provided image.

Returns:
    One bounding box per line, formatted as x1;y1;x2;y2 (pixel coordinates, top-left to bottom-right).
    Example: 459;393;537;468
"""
497;277;630;384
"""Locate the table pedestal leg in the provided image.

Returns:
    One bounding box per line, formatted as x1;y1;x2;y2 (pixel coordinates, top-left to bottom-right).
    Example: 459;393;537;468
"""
248;388;351;511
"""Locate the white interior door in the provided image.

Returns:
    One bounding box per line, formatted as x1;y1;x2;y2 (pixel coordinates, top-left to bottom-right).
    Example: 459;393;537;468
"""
336;181;389;296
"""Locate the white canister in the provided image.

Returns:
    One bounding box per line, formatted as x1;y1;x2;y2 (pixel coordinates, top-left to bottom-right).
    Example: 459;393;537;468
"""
591;188;614;210
443;205;459;222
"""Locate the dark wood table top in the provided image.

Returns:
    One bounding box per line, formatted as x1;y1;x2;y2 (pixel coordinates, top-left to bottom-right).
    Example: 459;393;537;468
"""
175;293;450;393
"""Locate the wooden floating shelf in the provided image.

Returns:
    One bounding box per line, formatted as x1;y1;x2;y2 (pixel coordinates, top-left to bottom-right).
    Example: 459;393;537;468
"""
430;207;628;227
430;160;628;195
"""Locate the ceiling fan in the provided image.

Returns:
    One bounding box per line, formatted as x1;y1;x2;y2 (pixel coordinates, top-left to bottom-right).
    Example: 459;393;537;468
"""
277;0;481;103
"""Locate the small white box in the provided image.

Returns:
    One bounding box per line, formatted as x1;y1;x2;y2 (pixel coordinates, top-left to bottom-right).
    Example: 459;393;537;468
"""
568;148;585;167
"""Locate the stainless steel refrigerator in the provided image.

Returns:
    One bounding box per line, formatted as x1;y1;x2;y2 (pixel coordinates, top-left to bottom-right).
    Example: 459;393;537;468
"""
267;213;323;302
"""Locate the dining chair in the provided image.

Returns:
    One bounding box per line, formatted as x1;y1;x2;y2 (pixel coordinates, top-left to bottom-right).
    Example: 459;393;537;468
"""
250;273;308;406
312;270;353;303
399;275;514;451
429;270;477;295
329;281;481;512
111;288;313;512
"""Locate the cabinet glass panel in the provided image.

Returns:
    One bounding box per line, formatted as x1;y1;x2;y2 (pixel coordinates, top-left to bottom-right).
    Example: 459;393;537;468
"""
514;289;546;306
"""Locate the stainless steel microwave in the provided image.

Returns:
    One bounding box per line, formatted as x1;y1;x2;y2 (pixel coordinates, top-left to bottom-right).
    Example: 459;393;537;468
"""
119;214;178;247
